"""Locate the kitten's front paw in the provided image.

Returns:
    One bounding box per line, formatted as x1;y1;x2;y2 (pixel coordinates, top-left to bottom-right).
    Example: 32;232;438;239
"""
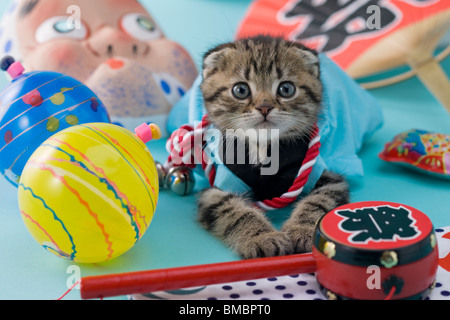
283;226;314;253
197;187;294;259
237;231;294;259
197;187;238;231
198;187;230;210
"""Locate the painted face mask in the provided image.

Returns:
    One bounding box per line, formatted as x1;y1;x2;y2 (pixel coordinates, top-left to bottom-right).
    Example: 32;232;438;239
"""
0;0;198;134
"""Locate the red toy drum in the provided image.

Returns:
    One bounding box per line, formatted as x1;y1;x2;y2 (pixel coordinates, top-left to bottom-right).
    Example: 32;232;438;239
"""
80;201;439;300
313;201;439;300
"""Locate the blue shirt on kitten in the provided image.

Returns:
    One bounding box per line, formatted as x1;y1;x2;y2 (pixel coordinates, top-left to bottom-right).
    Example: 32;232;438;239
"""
167;54;383;199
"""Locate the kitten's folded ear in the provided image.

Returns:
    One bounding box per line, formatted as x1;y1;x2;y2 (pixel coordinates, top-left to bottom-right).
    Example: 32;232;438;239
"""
202;43;235;79
292;43;320;78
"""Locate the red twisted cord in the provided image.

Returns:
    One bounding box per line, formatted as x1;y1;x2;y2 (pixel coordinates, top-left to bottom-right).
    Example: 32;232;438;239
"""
166;115;321;210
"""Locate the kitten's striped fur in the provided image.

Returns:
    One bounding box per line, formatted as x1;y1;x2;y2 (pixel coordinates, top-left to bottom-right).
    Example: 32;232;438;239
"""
198;36;349;259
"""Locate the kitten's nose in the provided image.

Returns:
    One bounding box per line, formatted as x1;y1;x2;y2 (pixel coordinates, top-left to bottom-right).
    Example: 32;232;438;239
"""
256;105;274;118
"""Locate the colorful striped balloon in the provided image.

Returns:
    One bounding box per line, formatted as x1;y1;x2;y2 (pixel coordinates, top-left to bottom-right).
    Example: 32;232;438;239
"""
18;123;159;264
0;59;110;187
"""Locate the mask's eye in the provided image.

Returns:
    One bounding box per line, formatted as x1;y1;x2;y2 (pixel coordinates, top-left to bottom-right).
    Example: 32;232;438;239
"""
35;16;88;43
121;13;161;41
232;83;251;100
277;81;296;98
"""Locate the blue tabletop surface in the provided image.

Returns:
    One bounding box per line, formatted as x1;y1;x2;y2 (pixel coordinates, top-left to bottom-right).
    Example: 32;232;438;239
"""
0;0;449;300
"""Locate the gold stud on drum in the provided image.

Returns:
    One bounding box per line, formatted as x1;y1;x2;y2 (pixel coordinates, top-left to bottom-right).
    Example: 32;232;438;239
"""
380;251;398;268
430;234;437;249
326;290;338;300
323;241;336;259
430;280;437;291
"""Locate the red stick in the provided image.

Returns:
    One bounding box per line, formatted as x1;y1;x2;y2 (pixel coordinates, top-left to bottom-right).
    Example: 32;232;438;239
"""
80;253;316;299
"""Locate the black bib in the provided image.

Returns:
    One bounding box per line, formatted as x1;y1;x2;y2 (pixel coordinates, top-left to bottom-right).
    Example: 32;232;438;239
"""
221;137;310;201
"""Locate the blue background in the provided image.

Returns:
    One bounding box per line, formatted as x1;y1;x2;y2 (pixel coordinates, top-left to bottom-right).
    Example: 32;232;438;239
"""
0;0;449;300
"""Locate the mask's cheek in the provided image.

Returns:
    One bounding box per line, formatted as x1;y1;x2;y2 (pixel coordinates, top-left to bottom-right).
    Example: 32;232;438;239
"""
86;58;178;118
146;40;198;90
22;40;100;82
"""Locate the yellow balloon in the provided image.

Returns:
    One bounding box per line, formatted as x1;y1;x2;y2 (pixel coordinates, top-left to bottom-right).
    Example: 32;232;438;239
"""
18;123;159;263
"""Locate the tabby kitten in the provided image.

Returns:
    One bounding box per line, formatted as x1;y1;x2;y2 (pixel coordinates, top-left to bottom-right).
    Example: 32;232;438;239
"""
198;36;349;259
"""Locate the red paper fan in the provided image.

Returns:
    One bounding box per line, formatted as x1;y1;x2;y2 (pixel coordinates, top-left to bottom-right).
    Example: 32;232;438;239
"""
237;0;450;111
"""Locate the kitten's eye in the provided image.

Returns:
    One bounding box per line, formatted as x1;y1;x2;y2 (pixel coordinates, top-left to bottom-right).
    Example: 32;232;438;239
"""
232;83;251;99
277;82;296;98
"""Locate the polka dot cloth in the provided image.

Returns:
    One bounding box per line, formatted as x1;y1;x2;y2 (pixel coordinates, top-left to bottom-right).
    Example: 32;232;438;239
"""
131;273;322;300
131;226;450;300
431;227;450;300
